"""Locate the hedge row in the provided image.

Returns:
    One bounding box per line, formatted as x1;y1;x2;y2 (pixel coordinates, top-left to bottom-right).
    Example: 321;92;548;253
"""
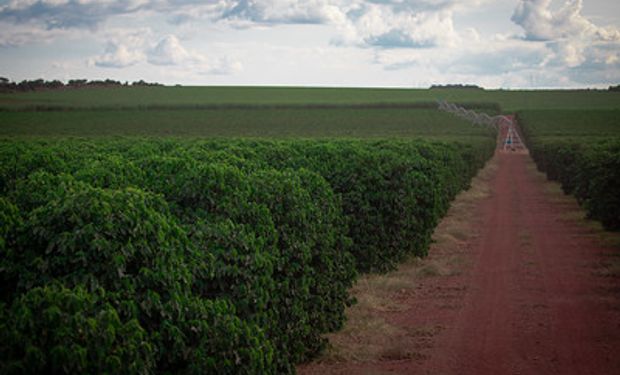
189;139;493;272
519;113;620;230
0;137;495;373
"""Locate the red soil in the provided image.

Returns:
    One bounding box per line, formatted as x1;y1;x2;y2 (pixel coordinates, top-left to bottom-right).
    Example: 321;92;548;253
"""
300;131;620;374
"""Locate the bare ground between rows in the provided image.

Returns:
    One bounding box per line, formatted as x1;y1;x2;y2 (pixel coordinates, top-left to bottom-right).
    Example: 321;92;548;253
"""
298;148;620;375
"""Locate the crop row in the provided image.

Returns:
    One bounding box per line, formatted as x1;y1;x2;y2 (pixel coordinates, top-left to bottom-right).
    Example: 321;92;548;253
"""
518;110;620;230
0;138;494;374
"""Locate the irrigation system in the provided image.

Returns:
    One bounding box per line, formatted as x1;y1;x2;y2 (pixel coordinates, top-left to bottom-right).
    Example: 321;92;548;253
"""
437;100;525;151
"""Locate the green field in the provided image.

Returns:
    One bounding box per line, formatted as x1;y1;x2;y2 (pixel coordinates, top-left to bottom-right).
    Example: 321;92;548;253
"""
2;86;618;138
1;86;619;112
518;109;620;138
0;108;497;138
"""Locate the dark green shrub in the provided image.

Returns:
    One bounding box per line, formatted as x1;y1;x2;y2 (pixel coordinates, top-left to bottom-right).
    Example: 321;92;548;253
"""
74;154;145;189
0;284;154;375
576;144;620;229
520;111;620;231
248;168;355;364
0;198;20;302
3;173;277;372
0;137;495;372
188;218;278;334
9;175;195;300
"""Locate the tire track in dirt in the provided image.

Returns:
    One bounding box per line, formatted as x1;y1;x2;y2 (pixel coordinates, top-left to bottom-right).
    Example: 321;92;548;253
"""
299;130;620;374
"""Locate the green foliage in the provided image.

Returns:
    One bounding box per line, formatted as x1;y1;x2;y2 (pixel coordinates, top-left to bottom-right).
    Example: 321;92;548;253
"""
0;108;495;138
0;284;154;375
74;154;145;189
1;86;618;113
247;168;355;364
8;173;194;298
197;139;494;272
0;197;20;302
0;136;494;373
2;172;276;373
136;153;356;369
519;110;620;230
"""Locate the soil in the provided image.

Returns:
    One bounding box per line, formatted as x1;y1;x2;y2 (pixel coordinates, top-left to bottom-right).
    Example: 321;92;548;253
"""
299;124;620;374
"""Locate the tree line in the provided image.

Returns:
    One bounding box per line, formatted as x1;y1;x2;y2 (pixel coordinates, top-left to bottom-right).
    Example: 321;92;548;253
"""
0;77;163;93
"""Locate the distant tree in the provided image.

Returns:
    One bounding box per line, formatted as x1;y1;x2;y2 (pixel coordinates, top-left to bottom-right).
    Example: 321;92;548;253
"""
0;77;163;92
430;84;484;90
68;79;88;87
609;85;620;92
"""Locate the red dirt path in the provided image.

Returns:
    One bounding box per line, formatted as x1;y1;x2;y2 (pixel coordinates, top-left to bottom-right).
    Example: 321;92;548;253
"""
300;139;620;374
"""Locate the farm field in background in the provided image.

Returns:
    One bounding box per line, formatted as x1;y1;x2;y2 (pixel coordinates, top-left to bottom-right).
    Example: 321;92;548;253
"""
518;109;620;138
0;108;496;138
1;86;619;112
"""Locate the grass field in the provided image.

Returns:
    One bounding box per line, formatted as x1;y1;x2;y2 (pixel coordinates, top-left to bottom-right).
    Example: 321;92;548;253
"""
1;86;619;112
0;108;497;138
2;86;618;138
517;109;620;139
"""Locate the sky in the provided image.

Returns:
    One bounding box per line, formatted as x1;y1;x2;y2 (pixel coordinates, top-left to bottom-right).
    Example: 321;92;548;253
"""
0;0;619;88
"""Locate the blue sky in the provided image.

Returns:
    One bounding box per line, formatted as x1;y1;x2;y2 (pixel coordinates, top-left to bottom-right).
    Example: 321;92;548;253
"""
0;0;619;88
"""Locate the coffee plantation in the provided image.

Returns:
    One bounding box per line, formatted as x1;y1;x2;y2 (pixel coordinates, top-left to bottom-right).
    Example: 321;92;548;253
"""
0;137;494;373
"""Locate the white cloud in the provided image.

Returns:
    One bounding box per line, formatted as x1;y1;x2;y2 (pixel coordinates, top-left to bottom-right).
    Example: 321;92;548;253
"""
89;28;150;68
0;0;617;88
0;0;148;29
92;42;144;68
0;20;77;46
146;35;242;75
0;1;486;50
511;0;620;42
147;35;191;65
510;0;620;82
332;3;460;49
220;0;348;26
87;32;242;75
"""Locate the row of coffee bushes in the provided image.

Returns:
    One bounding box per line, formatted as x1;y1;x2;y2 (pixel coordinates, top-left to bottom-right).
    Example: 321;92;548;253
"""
189;139;494;272
518;111;620;230
0;137;494;373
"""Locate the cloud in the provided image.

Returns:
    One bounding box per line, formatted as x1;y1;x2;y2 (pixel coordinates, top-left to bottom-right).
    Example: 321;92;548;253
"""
511;0;620;42
88;32;242;75
0;0;348;30
92;42;144;68
220;0;347;26
147;35;191;66
0;0;149;30
0;0;479;50
0;20;77;46
146;35;242;75
89;28;150;68
511;0;620;81
333;2;460;49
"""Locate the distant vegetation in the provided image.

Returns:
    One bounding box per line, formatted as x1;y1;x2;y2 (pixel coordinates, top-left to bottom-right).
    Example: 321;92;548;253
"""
519;110;620;230
430;84;484;90
2;85;618;112
0;77;162;93
0;108;498;138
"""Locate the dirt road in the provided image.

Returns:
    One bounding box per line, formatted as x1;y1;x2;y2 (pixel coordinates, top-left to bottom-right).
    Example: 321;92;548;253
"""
300;144;620;374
